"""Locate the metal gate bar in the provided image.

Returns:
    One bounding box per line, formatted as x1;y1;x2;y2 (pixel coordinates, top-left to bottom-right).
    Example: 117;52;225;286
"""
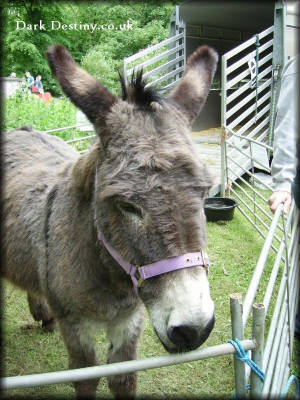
221;26;275;196
223;26;274;60
263;207;297;312
1;339;256;389
242;204;284;325
262;223;299;396
123;30;185;92
221;11;298;396
226;65;273;104
263;239;298;372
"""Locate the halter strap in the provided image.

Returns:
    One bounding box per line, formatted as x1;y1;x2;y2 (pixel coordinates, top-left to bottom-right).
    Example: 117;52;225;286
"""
98;231;210;289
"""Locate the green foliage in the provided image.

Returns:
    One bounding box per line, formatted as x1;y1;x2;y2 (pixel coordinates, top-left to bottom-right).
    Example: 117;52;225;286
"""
3;2;73;95
3;1;176;96
3;91;76;134
3;92;94;152
81;49;121;96
80;3;174;95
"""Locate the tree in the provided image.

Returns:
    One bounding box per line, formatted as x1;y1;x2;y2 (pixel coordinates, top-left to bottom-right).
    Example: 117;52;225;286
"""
3;1;177;96
80;2;175;95
3;1;74;94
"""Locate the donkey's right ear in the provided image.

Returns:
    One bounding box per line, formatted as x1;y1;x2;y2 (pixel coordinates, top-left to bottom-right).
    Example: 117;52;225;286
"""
47;45;116;124
168;46;218;127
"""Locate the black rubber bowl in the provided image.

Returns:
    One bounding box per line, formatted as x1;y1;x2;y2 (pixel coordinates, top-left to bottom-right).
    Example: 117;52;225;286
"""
204;197;238;222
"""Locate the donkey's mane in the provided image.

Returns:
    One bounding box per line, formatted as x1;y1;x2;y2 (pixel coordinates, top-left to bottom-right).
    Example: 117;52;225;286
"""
119;70;163;110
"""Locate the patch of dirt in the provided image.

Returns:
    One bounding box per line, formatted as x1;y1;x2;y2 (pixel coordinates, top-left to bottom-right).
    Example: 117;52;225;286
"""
192;127;222;144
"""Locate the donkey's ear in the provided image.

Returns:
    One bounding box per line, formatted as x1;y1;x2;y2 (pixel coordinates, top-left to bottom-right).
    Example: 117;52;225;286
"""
168;46;218;126
46;45;116;124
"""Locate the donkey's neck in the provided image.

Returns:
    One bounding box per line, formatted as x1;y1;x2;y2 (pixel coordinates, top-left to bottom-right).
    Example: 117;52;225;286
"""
71;143;102;200
67;145;139;303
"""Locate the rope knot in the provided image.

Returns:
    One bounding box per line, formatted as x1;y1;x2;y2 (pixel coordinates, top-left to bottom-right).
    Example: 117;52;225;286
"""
229;339;299;400
228;338;265;382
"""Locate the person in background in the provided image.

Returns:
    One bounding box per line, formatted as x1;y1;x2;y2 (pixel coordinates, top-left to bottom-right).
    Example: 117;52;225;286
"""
34;75;44;94
268;55;299;340
268;55;299;214
25;71;34;92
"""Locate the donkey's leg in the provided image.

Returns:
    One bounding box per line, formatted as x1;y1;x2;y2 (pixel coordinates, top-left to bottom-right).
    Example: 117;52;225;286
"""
106;306;144;399
27;293;56;332
58;318;99;399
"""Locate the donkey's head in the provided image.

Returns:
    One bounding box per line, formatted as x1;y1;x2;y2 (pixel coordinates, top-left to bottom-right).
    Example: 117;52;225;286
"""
47;44;218;353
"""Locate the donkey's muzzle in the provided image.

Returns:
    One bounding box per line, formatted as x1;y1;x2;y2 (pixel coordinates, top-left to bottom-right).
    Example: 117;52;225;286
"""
167;316;215;352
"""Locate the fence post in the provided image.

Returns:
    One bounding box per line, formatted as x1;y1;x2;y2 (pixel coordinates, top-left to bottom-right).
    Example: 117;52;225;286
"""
123;57;128;87
230;293;246;398
220;54;227;197
250;303;265;399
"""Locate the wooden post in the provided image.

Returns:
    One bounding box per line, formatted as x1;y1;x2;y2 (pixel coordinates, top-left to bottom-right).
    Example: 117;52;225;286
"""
230;293;246;398
250;303;265;399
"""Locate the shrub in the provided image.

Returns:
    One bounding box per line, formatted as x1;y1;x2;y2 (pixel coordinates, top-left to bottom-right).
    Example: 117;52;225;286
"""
3;92;76;133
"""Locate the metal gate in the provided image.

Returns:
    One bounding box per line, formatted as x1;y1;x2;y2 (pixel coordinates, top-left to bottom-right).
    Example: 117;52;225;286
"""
220;25;275;200
123;18;185;92
221;20;299;398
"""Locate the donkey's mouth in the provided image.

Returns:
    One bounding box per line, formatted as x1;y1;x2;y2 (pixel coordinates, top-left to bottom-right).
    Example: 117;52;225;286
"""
154;316;215;353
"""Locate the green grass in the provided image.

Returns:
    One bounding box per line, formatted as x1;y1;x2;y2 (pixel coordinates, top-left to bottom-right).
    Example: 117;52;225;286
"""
2;280;234;399
3;192;298;399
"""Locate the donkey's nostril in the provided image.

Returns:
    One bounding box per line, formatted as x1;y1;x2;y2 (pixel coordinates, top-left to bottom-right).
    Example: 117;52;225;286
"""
167;324;198;349
167;316;215;352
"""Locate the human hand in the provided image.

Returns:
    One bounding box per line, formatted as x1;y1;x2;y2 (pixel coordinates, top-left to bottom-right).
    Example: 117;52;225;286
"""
268;190;292;214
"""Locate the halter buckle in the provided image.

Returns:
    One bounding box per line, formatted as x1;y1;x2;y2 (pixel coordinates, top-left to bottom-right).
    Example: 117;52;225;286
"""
137;277;144;288
133;265;144;288
200;250;210;275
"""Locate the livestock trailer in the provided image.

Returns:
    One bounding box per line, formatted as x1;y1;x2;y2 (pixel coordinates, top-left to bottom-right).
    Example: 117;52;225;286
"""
125;0;298;130
123;0;298;195
168;0;298;130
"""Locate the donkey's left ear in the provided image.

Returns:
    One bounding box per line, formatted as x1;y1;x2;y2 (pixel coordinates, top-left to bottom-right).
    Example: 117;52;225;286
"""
47;45;116;125
168;46;218;126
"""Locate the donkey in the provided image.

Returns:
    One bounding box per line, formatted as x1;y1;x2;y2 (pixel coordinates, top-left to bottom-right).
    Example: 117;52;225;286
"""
2;44;218;398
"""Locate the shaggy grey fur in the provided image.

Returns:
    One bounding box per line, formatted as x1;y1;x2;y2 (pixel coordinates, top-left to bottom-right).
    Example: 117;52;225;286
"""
2;44;218;399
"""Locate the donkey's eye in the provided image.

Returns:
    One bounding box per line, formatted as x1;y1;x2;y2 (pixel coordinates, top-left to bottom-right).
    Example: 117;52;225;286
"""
118;202;143;218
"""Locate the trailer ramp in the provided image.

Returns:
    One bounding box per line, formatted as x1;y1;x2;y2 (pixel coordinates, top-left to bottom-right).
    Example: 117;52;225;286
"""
221;26;275;194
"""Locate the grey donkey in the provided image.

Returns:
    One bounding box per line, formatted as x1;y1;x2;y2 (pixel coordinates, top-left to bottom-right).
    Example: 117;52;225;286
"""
2;44;218;398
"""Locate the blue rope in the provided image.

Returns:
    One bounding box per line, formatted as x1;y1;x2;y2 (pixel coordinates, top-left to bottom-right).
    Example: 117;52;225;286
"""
228;338;265;382
233;385;250;400
281;375;300;400
229;339;299;400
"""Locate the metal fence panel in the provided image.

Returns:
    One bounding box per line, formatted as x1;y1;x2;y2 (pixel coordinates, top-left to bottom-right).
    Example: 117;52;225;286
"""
221;16;298;397
123;27;185;92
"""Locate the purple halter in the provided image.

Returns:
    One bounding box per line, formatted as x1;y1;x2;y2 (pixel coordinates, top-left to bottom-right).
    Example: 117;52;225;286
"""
98;231;210;289
95;165;209;290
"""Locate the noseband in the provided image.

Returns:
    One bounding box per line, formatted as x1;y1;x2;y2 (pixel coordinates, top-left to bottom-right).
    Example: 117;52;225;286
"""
98;231;210;289
95;166;210;290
